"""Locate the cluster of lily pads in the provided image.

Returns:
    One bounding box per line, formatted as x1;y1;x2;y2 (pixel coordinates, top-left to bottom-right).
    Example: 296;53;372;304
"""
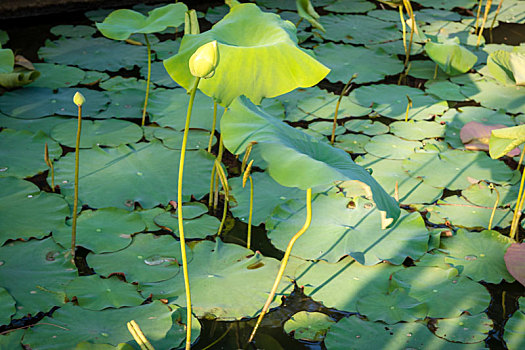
1;0;525;349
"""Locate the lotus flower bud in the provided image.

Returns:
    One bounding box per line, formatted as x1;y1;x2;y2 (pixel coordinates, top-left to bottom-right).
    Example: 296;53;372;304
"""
73;92;85;106
189;41;219;79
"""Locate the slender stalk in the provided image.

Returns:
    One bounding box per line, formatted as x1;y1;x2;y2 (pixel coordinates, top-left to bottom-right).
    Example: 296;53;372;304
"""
127;320;155;350
509;150;525;240
404;95;412;122
248;188;313;343
71;104;82;260
399;5;407;58
402;0;415;68
208;101;218;153
247;175;254;249
489;0;504;43
477;0;493;48
330;75;355;145
44;143;55;192
488;184;499;230
475;0;484;34
213;135;225;210
209;164;217;207
201;324;234;350
215;160;229;236
142;34;152;127
177;77;201;350
433;63;439;80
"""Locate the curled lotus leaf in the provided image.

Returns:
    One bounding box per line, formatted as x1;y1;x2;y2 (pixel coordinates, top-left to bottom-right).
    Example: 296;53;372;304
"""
164;3;330;106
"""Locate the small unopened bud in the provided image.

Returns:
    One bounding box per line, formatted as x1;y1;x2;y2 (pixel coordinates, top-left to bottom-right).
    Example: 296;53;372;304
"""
189;41;219;79
73;92;85;106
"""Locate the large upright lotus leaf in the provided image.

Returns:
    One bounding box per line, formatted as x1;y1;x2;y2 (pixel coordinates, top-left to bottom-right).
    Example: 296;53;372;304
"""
460;78;525;114
51;119;143;148
0;129;61;178
504;299;525;350
487;50;518;86
390;266;491;318
164;4;330;106
0;48;14;73
65;275;144;310
267;194;427;264
402;150;517;190
364;134;422;160
0;287;15;325
440;229;515;284
350;84;448;121
221;97;400;222
425;41;477;76
53;141;215;209
23;301;173;349
313;42;403;84
0;238;77;319
139;240;289;320
39;37;148;72
294;258;402;312
0;177;68;244
489;124;525;159
29;63;85;89
52;208;145;253
356;154;443;204
96;3;187;40
87;234;184;283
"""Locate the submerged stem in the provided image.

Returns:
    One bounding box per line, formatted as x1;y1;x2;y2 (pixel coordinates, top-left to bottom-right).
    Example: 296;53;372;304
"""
142;34;152;127
247;175;254;249
177;77;201;350
477;0;493;48
208;101;218;153
71;104;82;260
331;75;355;145
248;188;313;344
488;184;499;230
510;150;525;240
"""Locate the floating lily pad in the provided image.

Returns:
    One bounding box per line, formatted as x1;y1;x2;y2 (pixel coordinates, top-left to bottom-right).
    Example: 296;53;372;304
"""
134;207;168;231
140;240;288;320
96;88;144;120
350;84;448;121
344;119;389;136
431;196;514;229
334;133;371;153
319;14;401;45
65;275;144;310
307;121;345;138
435;313;492;343
421;20;481;46
153;128;214;150
0;287;15;325
51;119;143;148
87;234;183;283
0;115;69;135
505;244;525;287
365;40;424;57
0;129;61;179
294;258;402;312
463;182;519;207
314;42;403;84
403;149;517;190
153;211;220;239
0;87;109;119
504;300;525;350
425;80;466;101
205;5;230;24
141;61;178;88
0;238;77;318
267;194;428;264
460;77;525;114
390;266;491;318
462;122;521;155
356;289;427;324
356;154;443;204
23;301;174;349
81;70;110;85
99;76;147;91
365;134;422;160
53;208;145;253
413;0;478;10
39;37;148;72
0;48;14;74
29;63;86;89
324;0;375;13
50;25;97;38
389;120;446;140
0;30;8;46
53;141;215;209
284;311;335;342
407;60;449;80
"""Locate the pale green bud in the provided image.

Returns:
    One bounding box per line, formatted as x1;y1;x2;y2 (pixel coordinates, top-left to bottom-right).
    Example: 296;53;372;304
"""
73;91;85;106
189;41;219;79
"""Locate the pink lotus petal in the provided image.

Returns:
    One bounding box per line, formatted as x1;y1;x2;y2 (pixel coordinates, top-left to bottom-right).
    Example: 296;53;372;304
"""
504;243;525;287
460;121;521;156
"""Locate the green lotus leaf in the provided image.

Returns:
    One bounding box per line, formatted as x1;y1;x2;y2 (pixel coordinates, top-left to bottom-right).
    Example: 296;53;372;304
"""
133;207;167;231
52;141;215;209
283;311;335;342
267;194;427;264
257;0;337;10
402;150;517;190
0;115;68;135
431;196;514;229
307;121;345;138
53;208;145;253
334;133;371;153
489;124;525;159
205;5;230;24
324;316;484;350
39;37;148;72
356;289;427;324
153;128;214;150
487;50;519;85
0;48;14;73
74;343;134;350
390;266;491;318
460;78;525;114
440;229;515;283
0;87;109;119
164;3;330;106
0;329;23;349
350;84;448;121
99;76;147;91
389;120;445;140
0;287;15;325
421;20;482;46
221;97;400;222
412;0;477;10
365;40;424;57
0;177;69;244
140;61;178;88
81;70;110;85
50;24;96;37
314;42;404;84
407;59;449;80
96;3;187;40
0;30;8;46
139;239;289;320
296;0;324;32
294;258;403;312
153;211;220;239
463;182;519;207
324;0;376;13
356;154;443;204
65;275;144;310
504;299;525;350
344;119;389;136
0;67;41;89
425;80;466;101
0;129;61;179
365;134;422;160
0;238;77;318
29;63;85;89
95;88;145;120
425;41;477;76
167;202;208;219
87;233;184;283
434;313;492;344
23;301;174;349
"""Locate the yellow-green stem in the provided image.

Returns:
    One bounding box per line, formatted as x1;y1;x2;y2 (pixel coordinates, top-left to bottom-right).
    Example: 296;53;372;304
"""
402;0;415;69
433;63;439;80
247;175;254;249
399;5;407;57
510;150;525;240
177;77;201;350
141;34;152;127
489;0;504;43
475;0;484;34
331;75;355;145
248;188;312;343
213;136;225;210
488;185;499;230
477;0;493;48
209;164;217;208
71;105;82;260
127;320;155;350
217;197;228;236
208;102;218;153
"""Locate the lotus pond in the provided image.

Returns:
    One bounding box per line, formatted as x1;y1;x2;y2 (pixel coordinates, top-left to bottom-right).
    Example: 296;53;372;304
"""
1;0;525;349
